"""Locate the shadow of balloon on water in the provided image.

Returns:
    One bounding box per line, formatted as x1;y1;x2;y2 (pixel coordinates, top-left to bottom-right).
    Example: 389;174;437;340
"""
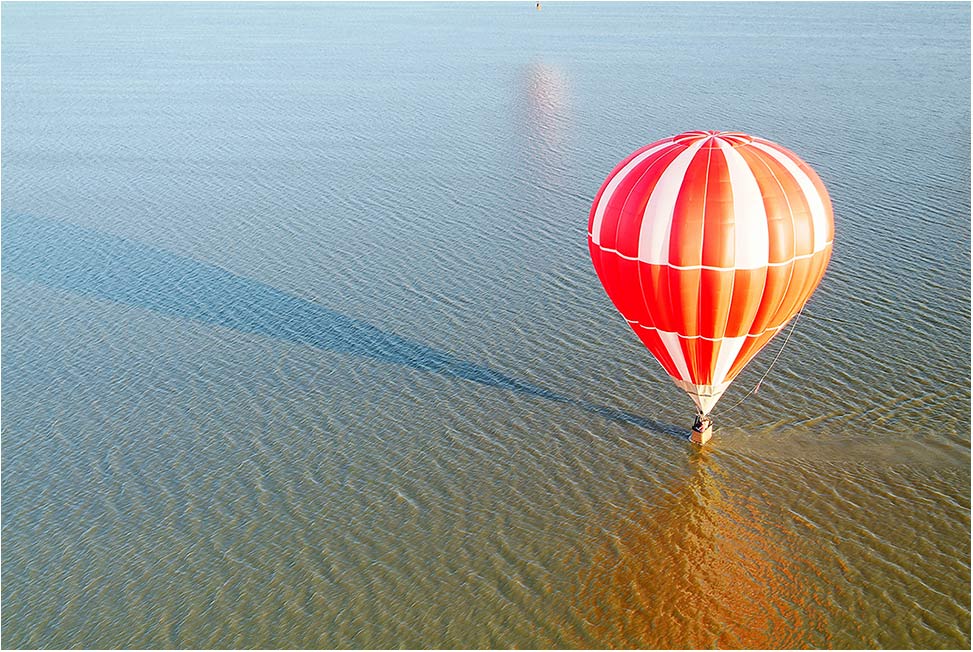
1;213;682;438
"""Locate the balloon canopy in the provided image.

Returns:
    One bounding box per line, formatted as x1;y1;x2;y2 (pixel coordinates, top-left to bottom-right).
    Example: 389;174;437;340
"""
588;130;834;415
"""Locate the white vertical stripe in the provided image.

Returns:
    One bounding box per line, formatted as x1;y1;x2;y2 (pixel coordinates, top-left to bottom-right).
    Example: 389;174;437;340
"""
711;334;747;385
590;141;675;245
658;329;692;382
720;141;769;270
689;393;705;413
637;139;708;264
751;142;829;252
697;391;724;415
672;378;731;414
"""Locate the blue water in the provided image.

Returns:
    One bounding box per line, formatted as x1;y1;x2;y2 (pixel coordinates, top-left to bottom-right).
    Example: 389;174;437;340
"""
3;2;970;648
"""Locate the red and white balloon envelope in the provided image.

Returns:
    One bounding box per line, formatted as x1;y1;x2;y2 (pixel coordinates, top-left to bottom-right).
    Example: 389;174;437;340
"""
587;131;834;440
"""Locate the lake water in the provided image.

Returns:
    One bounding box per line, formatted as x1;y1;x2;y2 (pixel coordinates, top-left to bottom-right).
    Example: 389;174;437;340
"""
2;2;969;648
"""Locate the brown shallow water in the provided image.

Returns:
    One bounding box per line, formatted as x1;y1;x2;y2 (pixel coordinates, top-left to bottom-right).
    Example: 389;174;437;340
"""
2;2;970;648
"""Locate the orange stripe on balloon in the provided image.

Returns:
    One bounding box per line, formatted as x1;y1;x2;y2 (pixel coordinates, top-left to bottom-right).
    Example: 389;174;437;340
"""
724;267;767;338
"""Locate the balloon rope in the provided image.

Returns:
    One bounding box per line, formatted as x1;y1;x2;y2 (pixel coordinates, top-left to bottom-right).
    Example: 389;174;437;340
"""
719;306;806;417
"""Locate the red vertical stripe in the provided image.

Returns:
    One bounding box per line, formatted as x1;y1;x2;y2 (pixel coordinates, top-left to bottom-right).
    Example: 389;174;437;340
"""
667;146;711;268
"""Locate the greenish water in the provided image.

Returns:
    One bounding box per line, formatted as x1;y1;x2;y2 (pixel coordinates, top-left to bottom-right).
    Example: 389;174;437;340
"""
2;2;969;648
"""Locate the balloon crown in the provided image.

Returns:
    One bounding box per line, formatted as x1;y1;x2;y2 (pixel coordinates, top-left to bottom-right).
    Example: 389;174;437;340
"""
672;130;753;148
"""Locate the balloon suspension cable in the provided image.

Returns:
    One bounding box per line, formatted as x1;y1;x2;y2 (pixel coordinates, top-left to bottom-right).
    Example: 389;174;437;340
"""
719;306;806;417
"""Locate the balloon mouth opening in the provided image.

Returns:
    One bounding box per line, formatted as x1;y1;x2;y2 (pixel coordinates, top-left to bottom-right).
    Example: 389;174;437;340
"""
672;130;754;147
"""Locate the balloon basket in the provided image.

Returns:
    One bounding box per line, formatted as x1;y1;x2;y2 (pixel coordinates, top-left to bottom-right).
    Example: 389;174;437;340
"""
690;419;713;446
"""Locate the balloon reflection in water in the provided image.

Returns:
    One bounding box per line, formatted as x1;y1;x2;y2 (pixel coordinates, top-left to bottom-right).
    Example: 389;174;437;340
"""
573;453;830;648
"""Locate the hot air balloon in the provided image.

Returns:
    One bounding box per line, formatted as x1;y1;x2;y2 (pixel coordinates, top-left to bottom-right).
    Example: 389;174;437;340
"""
587;130;834;444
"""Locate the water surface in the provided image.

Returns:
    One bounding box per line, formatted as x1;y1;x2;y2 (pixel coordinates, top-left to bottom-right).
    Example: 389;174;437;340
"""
2;2;970;648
